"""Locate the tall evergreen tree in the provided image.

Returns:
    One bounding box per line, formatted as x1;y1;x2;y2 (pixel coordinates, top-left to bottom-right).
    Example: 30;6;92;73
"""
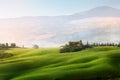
6;43;9;48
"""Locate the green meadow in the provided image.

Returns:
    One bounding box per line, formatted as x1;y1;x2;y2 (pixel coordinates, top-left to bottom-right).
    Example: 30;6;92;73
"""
0;47;120;80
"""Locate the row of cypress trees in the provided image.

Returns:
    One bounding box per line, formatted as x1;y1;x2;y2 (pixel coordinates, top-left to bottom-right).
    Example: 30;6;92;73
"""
90;42;120;47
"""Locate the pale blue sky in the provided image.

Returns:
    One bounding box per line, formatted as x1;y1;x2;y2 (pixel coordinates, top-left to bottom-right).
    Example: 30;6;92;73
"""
0;0;120;18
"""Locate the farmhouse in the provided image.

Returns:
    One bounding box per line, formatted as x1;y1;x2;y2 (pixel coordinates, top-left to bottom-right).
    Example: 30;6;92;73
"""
68;40;83;47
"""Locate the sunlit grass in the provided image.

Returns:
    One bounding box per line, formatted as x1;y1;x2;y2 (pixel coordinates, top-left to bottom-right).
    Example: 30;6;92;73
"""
0;47;120;80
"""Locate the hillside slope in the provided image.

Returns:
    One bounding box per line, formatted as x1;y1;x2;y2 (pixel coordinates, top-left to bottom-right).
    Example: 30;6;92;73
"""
0;47;120;80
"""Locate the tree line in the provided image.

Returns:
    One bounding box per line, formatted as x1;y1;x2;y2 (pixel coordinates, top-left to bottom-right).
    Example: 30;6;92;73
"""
60;40;120;53
90;42;120;47
0;43;17;49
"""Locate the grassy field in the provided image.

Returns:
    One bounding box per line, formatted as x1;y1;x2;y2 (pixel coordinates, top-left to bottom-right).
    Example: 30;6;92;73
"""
0;47;120;80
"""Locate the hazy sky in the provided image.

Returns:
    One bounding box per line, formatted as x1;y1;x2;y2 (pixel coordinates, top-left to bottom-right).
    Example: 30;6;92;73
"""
0;0;120;18
0;0;120;47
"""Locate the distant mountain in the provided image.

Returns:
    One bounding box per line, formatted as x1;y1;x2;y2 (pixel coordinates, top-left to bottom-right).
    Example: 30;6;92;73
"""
0;6;120;47
66;6;120;20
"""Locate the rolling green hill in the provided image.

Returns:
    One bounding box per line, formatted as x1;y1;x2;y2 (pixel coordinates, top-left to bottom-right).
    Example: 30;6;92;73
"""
0;47;120;80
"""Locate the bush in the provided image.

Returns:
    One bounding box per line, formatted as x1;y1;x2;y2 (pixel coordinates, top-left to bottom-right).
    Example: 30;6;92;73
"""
33;45;39;49
60;45;92;53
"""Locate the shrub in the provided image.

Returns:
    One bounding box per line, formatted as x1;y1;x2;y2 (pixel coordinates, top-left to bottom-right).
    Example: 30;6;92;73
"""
33;45;39;49
60;45;92;53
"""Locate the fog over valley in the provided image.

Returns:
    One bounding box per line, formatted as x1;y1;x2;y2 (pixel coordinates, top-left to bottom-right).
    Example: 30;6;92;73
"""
0;6;120;47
